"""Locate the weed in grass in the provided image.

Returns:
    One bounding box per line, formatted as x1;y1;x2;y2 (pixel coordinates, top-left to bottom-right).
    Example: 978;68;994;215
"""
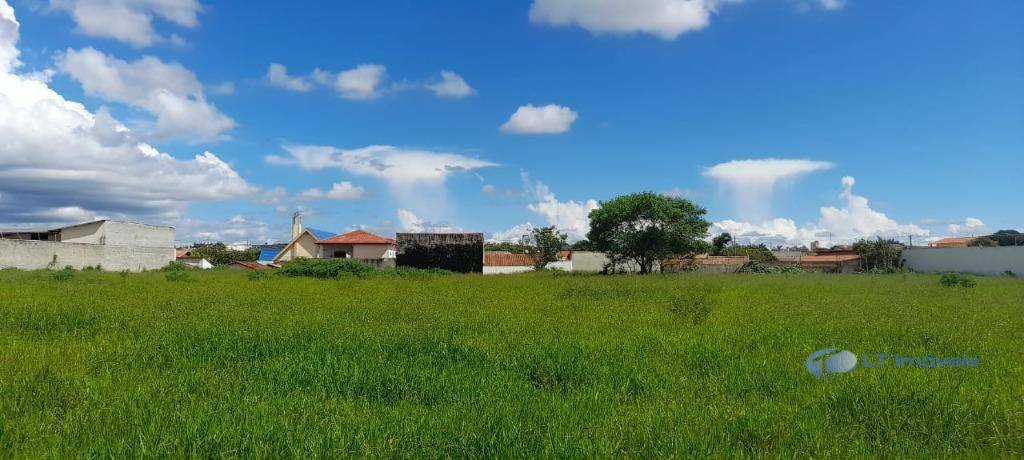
940;273;976;288
668;287;716;324
246;269;272;281
164;269;193;282
49;267;75;282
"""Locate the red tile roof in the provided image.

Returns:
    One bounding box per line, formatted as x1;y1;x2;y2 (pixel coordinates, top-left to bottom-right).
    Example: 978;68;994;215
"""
317;229;396;245
931;237;977;248
484;252;536;267
175;249;193;258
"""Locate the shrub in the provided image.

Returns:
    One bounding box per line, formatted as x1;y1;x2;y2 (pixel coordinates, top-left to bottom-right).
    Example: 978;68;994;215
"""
738;261;800;274
165;270;193;282
278;258;377;279
161;261;191;272
373;267;454;279
940;273;976;288
720;245;777;263
854;238;904;271
675;262;700;273
50;267;75;282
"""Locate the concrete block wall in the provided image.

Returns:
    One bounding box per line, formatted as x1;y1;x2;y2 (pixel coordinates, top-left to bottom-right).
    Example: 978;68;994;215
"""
0;239;173;271
902;247;1024;276
101;221;175;247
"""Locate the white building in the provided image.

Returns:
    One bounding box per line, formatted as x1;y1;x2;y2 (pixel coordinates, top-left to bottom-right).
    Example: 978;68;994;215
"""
272;214;396;264
175;249;214;269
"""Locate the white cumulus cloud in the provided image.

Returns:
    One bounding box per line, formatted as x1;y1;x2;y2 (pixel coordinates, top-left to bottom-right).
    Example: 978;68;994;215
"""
266;63;313;92
948;217;985;235
57;47;235;141
300;181;368;201
490;222;537;243
396;209;462;233
268;144;495;221
335;64;387;100
178;215;283;244
501;104;578;134
269;145;495;187
529;0;718;40
266;64;474;101
49;0;202;47
704;158;833;222
523;172;598;241
0;0;253;225
712;176;928;247
530;0;844;39
425;70;475;99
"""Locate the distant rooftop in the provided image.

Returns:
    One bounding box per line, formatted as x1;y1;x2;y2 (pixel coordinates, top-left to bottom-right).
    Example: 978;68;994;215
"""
318;230;395;245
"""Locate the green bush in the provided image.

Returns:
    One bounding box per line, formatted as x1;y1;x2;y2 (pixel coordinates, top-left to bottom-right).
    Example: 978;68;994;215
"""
720;245;777;263
50;267;76;282
940;273;976;288
161;261;191;272
278;258;377;279
738;261;801;274
165;270;193;282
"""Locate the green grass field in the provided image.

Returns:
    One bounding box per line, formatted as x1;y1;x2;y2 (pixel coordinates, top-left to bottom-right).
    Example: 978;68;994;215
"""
0;269;1021;457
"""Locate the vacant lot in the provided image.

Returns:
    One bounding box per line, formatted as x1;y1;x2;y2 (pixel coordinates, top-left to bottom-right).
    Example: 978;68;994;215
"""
0;269;1021;457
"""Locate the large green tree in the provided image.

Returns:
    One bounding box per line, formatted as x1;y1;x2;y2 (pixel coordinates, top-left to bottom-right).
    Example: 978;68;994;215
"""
586;192;711;274
526;226;568;269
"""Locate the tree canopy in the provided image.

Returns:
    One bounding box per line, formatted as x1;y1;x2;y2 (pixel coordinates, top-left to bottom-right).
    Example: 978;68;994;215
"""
712;232;733;254
586;192;711;274
526;226;568;269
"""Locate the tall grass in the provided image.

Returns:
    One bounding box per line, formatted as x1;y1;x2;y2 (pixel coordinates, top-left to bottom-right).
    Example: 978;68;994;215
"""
0;269;1020;457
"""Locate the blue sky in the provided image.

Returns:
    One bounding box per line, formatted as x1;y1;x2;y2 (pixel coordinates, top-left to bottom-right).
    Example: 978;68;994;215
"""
1;0;1021;246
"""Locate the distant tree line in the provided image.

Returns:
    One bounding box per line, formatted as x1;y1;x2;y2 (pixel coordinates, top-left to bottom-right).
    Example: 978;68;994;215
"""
969;230;1023;247
188;243;260;266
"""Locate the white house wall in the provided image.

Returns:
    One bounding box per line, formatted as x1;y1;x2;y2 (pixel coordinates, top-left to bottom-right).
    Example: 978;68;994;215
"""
352;244;394;259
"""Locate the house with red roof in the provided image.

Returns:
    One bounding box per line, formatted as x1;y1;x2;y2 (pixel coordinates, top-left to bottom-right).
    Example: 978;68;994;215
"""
272;214;396;264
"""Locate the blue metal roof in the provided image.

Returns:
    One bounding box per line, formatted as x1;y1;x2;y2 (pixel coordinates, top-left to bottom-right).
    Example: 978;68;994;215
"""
257;247;280;262
307;228;336;241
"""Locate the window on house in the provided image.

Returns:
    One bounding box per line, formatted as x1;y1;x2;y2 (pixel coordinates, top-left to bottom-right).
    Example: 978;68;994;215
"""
333;250;348;258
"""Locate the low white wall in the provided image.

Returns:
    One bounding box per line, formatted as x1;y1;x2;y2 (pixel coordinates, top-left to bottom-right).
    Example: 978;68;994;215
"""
484;265;533;274
0;239;173;272
902;247;1024;276
483;260;573;275
570;251;657;273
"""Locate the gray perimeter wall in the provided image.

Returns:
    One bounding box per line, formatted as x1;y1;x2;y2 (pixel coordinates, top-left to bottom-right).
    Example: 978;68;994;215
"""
0;239;174;272
902;247;1024;276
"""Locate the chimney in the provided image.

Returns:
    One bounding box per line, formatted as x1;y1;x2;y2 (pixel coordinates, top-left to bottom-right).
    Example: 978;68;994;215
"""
291;212;303;240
